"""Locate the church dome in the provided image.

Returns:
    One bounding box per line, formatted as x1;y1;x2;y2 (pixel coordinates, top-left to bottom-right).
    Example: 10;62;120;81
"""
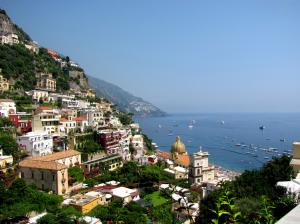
171;136;187;154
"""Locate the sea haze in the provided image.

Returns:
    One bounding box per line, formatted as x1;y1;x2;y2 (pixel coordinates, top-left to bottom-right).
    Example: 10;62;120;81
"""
135;113;300;172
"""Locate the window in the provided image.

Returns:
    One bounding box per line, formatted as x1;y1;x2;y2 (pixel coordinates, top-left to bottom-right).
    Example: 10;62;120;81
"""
21;172;24;178
197;168;201;175
52;174;55;181
31;171;34;178
41;172;44;180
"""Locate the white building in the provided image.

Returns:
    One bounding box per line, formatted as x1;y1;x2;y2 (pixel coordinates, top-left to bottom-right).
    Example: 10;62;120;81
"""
18;131;53;157
188;150;215;185
131;135;144;160
0;33;19;45
0;99;16;117
62;99;80;109
27;90;49;102
87;111;106;129
32;107;62;136
109;187;140;204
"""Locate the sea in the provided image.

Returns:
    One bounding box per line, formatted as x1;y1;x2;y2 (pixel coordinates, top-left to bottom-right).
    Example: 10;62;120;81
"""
135;113;300;172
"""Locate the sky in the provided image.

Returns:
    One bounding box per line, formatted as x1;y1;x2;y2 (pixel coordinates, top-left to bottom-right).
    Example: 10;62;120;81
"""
1;0;300;113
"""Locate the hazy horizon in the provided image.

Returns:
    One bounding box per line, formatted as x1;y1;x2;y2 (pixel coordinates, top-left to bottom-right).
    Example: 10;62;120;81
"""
1;0;300;113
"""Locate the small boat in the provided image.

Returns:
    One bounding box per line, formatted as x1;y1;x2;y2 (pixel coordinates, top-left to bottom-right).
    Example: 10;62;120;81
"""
235;143;241;147
158;124;162;128
188;124;193;129
221;120;225;125
259;125;265;130
280;138;286;142
264;156;269;159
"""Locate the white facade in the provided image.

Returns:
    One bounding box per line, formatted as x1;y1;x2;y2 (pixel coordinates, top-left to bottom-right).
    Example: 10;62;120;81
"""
1;34;19;45
29;90;49;102
18;131;53;157
32;111;62;136
0;99;16;117
189;150;215;185
62;99;80;109
131;134;144;160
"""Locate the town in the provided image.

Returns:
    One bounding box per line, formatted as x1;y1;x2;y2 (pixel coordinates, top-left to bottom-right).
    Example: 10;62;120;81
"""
1;7;300;224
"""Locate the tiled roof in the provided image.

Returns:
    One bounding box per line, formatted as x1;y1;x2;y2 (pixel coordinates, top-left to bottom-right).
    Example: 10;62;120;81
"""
33;150;81;161
72;115;86;121
19;159;67;170
175;154;190;167
158;151;171;159
37;106;53;111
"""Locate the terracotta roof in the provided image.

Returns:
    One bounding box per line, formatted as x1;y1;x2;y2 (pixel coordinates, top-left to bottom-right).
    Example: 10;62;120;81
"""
33;150;81;161
158;151;171;160
72;115;86;121
37;106;53;111
19;159;67;170
60;118;68;122
175;154;190;167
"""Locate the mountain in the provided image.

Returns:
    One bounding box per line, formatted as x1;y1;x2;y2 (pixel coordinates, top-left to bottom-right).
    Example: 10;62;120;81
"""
0;9;166;116
88;75;166;117
0;9;31;42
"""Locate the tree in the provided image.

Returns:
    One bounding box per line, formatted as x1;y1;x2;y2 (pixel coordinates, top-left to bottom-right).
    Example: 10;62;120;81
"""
68;166;84;184
0;131;21;160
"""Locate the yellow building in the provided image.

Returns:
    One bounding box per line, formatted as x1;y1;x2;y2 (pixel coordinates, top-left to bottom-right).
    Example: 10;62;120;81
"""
0;74;9;91
69;195;100;214
290;142;300;178
0;153;13;174
36;73;56;92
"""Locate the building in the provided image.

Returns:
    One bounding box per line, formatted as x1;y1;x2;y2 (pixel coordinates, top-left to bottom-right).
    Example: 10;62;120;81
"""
19;159;68;195
32;149;81;168
28;90;49;103
36;73;56;92
109;187;140;204
0;74;10;91
32;106;62;136
0;99;16;117
0;150;13;174
61;99;80;109
59;117;77;135
97;130;122;155
164;166;188;180
83;154;123;175
87;111;105;130
188;150;215;185
290;142;300;178
9;112;32;133
0;33;19;45
131;134;144;160
24;41;39;53
17;131;53;157
69;195;100;214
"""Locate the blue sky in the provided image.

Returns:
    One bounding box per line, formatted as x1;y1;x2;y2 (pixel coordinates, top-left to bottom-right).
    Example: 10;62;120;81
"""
1;0;300;113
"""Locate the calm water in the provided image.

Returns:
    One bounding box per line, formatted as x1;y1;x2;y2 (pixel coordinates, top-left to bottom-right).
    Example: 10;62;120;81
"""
135;113;300;172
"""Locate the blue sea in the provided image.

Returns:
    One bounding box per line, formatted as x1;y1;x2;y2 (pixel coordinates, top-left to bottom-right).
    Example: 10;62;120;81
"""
135;113;300;172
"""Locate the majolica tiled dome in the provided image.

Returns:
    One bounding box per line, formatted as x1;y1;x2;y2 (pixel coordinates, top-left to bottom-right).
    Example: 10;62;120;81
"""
171;136;187;154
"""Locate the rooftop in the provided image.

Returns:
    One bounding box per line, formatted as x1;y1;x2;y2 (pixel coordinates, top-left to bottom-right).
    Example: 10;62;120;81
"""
19;159;67;171
32;150;80;162
111;187;138;198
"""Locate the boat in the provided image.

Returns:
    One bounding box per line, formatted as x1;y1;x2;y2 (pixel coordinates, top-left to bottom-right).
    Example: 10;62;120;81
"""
280;138;286;142
235;143;241;147
221;120;225;125
188;124;193;129
264;156;269;159
259;125;265;130
158;124;162;128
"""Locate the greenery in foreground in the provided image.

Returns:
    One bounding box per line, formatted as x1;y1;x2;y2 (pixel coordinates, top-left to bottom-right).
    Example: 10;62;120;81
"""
196;155;296;224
